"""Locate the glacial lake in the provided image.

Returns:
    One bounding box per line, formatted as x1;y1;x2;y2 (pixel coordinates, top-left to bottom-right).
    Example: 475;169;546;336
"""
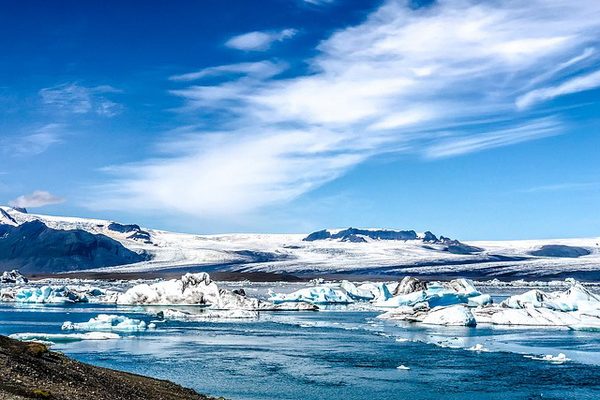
1;286;600;400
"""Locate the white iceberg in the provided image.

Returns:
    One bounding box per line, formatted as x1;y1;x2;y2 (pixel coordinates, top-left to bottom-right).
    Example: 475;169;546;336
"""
421;305;477;327
159;308;259;321
379;304;477;327
62;314;154;332
117;272;314;311
270;286;354;305
468;343;490;352
10;332;120;342
0;269;28;284
524;353;570;364
396;365;411;370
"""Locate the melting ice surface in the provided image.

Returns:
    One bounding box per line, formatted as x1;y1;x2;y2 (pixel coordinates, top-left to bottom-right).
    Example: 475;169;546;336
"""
1;281;600;400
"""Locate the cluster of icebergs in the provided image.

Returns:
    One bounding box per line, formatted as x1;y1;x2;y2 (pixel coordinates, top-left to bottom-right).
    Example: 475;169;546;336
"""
2;270;599;330
377;277;600;328
0;272;318;313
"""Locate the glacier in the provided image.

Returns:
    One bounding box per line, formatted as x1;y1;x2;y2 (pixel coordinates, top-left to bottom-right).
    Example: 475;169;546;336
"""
1;206;599;279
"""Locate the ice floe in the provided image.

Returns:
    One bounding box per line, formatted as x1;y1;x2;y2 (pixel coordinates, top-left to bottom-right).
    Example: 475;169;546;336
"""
379;304;477;327
468;343;490;352
524;353;570;364
158;308;259;321
62;314;154;332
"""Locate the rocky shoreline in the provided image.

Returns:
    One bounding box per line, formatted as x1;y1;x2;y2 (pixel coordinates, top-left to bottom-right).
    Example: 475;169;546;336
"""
0;335;220;400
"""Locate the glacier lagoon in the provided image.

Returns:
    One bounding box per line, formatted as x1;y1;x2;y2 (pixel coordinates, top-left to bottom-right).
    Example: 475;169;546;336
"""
1;286;600;400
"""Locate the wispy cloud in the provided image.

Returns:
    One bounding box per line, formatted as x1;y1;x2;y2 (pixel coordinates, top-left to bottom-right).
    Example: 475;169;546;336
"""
94;0;600;217
517;69;600;109
2;124;63;156
9;190;65;208
169;61;287;82
225;29;297;51
39;83;123;116
424;118;563;159
521;181;600;193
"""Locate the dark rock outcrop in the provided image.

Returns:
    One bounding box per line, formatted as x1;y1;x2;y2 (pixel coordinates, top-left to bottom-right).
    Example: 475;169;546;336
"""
304;228;419;242
0;335;216;400
0;220;149;274
394;276;428;296
108;222;152;244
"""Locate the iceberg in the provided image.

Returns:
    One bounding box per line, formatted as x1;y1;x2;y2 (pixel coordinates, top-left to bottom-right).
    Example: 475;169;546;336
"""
117;273;220;306
378;304;477;327
421;305;477;327
10;332;120;342
373;277;485;308
0;269;28;284
62;314;154;332
269;286;354;305
159;308;259;321
12;286;88;304
117;272;314;310
473;280;600;328
524;353;570;364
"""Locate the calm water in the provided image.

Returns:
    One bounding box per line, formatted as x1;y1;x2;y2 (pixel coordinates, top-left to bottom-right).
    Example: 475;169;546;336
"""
1;301;600;400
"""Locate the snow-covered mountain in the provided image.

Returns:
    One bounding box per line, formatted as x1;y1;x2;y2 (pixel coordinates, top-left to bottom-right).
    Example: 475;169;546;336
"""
1;206;599;279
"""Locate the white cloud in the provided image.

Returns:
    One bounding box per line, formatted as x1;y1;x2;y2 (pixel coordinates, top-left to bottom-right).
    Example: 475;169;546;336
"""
9;190;65;208
39;83;122;116
517;69;600;109
424;118;563;159
521;181;600;193
169;61;287;82
94;0;600;217
225;29;297;51
2;124;63;156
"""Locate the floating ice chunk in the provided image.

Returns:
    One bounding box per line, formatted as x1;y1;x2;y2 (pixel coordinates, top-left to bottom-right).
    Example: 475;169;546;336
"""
13;286;88;304
62;314;151;332
0;269;28;284
117;273;272;310
396;365;411;370
500;281;600;312
379;304;476;327
422;305;477;327
159;308;259;321
468;343;489;352
118;273;219;305
524;353;570;364
10;332;120;342
270;286;353;305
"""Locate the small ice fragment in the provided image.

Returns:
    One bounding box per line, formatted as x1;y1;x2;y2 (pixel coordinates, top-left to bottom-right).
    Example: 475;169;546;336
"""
396;365;411;370
468;343;489;352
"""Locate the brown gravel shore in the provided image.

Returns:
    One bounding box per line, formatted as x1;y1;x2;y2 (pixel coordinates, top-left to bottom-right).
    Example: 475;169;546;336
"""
0;335;221;400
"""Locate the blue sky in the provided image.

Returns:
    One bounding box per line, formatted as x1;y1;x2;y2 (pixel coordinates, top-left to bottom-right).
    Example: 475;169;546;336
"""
1;0;599;240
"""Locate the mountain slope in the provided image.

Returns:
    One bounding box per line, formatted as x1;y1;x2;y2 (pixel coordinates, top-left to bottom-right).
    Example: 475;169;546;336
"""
0;219;148;273
1;206;599;279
